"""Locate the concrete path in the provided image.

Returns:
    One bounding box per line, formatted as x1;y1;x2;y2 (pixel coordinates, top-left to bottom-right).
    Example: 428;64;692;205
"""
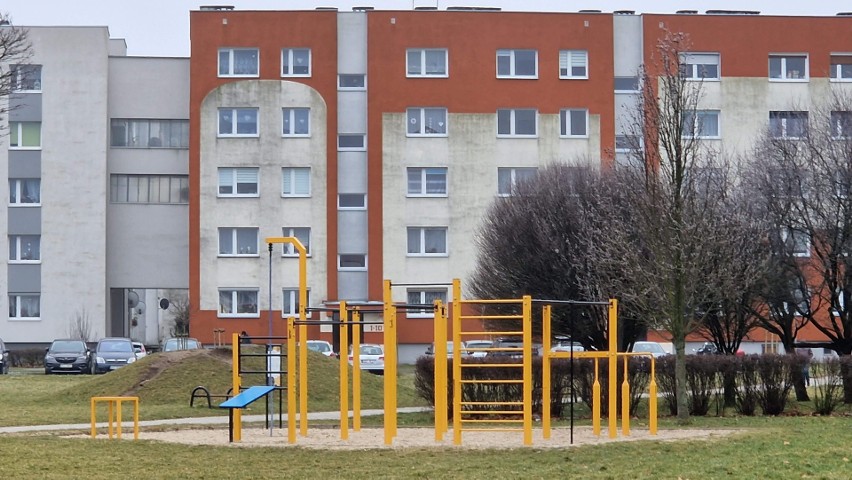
0;406;432;434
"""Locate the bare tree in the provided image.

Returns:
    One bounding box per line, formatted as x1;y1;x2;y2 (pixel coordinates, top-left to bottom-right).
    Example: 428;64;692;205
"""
0;13;33;130
168;295;192;337
66;308;93;342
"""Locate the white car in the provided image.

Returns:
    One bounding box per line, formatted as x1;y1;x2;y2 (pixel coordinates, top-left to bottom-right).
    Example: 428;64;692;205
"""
464;340;493;358
131;342;147;359
631;341;668;358
552;341;585;353
348;343;384;374
306;340;338;359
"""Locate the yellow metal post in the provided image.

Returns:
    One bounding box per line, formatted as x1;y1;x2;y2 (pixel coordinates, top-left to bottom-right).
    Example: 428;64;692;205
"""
299;322;308;436
608;299;618;439
383;280;394;445
522;295;533;446
622;355;630;436
542;305;552;439
231;332;241;442
389;292;398;441
434;299;448;442
340;302;349;440
593;357;601;436
649;356;658;435
452;278;462;446
352;308;362;431
287;317;297;444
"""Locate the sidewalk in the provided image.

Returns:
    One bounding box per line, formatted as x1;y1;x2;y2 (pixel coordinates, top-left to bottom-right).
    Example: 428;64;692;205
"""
0;406;431;434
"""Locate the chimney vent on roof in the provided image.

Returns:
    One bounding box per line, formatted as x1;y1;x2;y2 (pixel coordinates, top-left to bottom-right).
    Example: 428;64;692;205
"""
199;5;234;11
446;6;500;11
579;10;602;13
414;6;438;10
705;10;760;15
676;10;698;14
315;6;339;10
614;10;635;15
353;6;374;11
837;12;852;15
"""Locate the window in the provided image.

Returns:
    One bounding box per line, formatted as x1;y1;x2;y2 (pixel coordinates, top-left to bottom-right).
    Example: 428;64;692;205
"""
407;167;448;196
9;179;40;205
9;294;40;320
496;49;537;78
339;74;366;90
679;53;720;80
615;135;644;168
338;134;366;150
282;108;310;136
110;119;189;148
614;76;640;92
407;227;448;256
407;49;448;77
110;175;189;204
338;194;366;209
281;227;311;256
338;254;367;270
282;167;311;197
406;289;447;317
282;288;310;316
682;110;721;138
769;54;808;80
218;227;259;256
11;64;42;92
770;111;808;139
780;228;810;257
559;50;588;79
560;109;588;137
830;54;852;81
218;108;258;137
9;122;41;149
219;289;259;317
783;280;810;316
830;111;852;139
218;167;259;197
9;235;40;262
497;109;537;137
407;108;447;136
281;48;311;76
218;48;259;77
498;167;537;196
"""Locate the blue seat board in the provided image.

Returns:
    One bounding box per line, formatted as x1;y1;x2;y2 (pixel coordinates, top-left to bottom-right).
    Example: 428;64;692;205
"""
218;385;276;409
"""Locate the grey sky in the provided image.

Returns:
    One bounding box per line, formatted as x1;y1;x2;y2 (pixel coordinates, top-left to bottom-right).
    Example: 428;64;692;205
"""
3;1;851;57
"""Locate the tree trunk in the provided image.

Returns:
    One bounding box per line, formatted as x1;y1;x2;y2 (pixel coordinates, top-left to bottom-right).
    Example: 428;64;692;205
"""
674;338;690;422
723;369;737;408
842;360;852;404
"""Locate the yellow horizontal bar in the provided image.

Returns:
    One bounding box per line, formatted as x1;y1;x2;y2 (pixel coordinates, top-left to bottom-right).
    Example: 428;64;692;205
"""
548;351;609;359
459;315;523;320
460;363;524;368
461;299;524;305
460;419;524;424
460;379;524;384
461;401;524;406
461;411;524;415
458;331;522;336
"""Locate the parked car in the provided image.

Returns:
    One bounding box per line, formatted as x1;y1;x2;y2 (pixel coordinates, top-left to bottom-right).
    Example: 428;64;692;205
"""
552;340;585;353
348;343;384;374
696;342;720;355
306;340;338;359
487;338;541;358
132;342;148;358
425;341;468;358
90;337;137;374
0;338;9;374
44;339;91;374
162;337;202;352
631;341;668;358
464;339;493;358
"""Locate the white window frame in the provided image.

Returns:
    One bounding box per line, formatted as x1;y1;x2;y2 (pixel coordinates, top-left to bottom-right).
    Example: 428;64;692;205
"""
497;167;538;197
218;167;260;198
558;50;588;79
407;167;448;197
679;52;721;81
9;235;40;263
218;108;259;137
406;107;448;137
406;289;448;318
407;227;448;257
218;48;259;77
830;111;852;139
338;74;366;90
281;227;311;257
497;109;538;138
9;294;40;321
281;167;311;197
282;108;311;137
769;111;808;140
496;49;538;79
11;64;42;92
768;54;809;82
560;109;589;138
281;48;312;77
110;119;190;149
338;194;367;210
406;48;448;78
218;227;259;257
282;288;310;317
338;254;367;271
9;121;41;150
781;228;810;258
9;179;41;206
682;110;721;139
830;54;852;82
218;289;260;318
338;134;366;151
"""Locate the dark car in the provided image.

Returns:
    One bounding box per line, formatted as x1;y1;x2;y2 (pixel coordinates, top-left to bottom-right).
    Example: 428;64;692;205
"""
696;342;720;355
90;337;137;374
44;339;91;374
487;338;541;358
0;338;9;374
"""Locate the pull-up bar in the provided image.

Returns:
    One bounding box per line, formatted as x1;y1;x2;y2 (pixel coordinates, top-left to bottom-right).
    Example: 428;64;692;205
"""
388;282;454;287
531;299;612;306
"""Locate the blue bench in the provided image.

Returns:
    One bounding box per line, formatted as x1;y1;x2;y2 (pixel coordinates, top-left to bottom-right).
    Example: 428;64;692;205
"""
219;385;276;442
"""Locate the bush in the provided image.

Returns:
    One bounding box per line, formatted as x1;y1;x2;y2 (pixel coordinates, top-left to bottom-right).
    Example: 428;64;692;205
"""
10;348;45;368
754;354;797;415
735;355;760;416
811;358;844;415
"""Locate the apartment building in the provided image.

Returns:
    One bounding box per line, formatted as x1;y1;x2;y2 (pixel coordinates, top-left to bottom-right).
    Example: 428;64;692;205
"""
1;26;189;348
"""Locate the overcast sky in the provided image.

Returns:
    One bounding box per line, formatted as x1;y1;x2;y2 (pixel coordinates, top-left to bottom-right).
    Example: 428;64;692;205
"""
3;1;851;57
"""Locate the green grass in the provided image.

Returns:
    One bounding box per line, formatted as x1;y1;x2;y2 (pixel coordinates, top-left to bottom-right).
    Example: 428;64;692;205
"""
0;348;426;426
